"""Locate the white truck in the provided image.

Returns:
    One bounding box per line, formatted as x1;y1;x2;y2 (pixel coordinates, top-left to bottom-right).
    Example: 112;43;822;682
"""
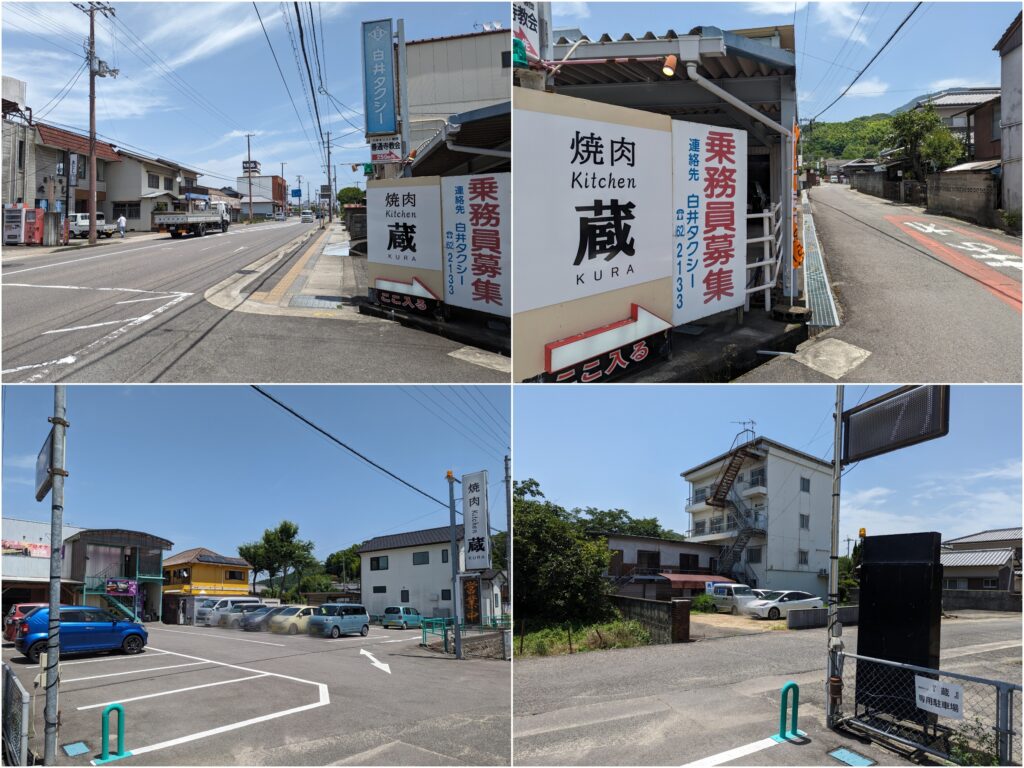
68;212;117;238
153;201;231;238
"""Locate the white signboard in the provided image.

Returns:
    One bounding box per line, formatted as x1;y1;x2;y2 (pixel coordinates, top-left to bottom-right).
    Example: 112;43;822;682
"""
462;470;491;571
512;1;541;60
672;122;747;325
442;173;510;317
514;109;672;313
367;183;442;270
915;676;964;720
68;153;78;187
370;135;402;163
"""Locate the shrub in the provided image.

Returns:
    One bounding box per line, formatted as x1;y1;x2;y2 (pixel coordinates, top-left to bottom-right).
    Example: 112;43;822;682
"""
691;594;716;613
1001;208;1021;234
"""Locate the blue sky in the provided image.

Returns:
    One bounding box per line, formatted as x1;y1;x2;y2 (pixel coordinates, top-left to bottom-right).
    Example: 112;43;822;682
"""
551;1;1019;122
2;2;507;195
514;385;1022;547
2;385;510;560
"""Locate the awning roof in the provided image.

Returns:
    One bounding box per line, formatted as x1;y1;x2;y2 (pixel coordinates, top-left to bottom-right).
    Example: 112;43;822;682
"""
140;191;180;200
944;159;1002;172
410;101;510;177
659;572;734;589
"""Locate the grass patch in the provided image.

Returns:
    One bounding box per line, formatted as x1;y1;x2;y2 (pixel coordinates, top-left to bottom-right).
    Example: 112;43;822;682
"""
690;594;716;613
515;618;651;657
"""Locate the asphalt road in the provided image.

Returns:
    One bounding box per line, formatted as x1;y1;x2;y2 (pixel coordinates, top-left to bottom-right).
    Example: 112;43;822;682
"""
2;222;506;383
740;185;1022;383
513;614;1022;765
2;622;510;765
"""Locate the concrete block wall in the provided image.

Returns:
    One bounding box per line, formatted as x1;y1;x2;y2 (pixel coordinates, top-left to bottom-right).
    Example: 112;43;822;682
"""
610;595;690;643
786;604;859;629
850;171;885;198
942;590;1022;612
926;171;1001;228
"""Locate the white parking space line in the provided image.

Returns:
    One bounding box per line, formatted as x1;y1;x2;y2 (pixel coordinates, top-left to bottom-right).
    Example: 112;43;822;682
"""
324;633;389;642
64;661;208;683
380;636;423;643
77;673;269;710
58;651;169;666
147;627;286;646
680;736;779;767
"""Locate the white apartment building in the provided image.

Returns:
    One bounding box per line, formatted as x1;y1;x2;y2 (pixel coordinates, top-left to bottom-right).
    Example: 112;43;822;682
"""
358;525;506;621
681;437;833;596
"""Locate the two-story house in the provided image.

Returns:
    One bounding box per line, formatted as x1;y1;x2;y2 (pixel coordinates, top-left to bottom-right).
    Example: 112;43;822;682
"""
160;546;253;624
681;436;833;596
33;123;121;213
105;148;200;231
358;525;506;623
942;527;1022;596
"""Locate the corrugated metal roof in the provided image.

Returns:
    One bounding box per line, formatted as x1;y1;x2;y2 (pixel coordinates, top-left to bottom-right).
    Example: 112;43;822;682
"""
945;528;1022;545
921;90;999;108
945;159;1002;172
359;525;463;554
941;548;1015;568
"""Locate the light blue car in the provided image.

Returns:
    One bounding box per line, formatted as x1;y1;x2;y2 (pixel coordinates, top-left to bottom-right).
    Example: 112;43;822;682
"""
307;603;369;638
382;606;423;629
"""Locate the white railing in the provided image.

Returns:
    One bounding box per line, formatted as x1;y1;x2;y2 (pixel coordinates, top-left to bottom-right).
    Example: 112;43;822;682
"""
745;200;784;311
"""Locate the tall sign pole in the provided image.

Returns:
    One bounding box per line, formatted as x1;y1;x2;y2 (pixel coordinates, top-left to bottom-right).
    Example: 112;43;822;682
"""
504;454;512;587
396;18;411;178
826;384;844;728
43;386;69;765
245;133;255;223
326;130;333;223
280;162;286;214
446;471;463;659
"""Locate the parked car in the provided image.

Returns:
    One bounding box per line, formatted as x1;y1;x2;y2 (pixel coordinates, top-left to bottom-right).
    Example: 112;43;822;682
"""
197;596;261;626
300;209;314;223
274;212;285;221
751;589;771;599
220;603;266;628
382;606;423;630
268;605;320;635
746;590;823;620
4;603;47;642
239;605;288;632
830;175;839;183
308;603;370;638
68;212;116;238
710;583;757;615
14;606;147;663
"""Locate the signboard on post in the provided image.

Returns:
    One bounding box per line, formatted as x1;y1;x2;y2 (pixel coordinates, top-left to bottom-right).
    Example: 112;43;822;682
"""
461;574;482;625
915;676;964;720
513;109;672;313
841;385;950;465
361;19;397;136
462;470;491;571
242;160;261;174
35;427;54;502
512;1;541;60
291;188;302;198
320;185;332;197
371;135;403;163
441;173;510;317
367;182;441;269
68;153;78;187
671;122;748;325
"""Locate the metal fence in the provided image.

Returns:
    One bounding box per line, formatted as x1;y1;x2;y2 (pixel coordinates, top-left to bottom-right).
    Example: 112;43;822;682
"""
2;662;30;766
835;651;1021;766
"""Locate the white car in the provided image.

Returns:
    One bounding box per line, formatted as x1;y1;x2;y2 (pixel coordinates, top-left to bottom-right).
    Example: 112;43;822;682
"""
745;590;823;620
829;175;839;183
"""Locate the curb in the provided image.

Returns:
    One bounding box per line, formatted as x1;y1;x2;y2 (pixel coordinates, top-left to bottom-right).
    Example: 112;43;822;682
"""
357;303;512;356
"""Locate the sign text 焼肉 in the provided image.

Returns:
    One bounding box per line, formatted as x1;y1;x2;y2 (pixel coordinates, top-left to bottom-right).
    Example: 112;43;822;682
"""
462;470;491;571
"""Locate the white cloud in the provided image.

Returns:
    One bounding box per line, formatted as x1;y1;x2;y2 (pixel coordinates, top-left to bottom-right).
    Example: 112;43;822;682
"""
745;1;808;15
815;2;872;46
3;454;37;471
553;2;590;20
930;77;999;91
846;77;889;97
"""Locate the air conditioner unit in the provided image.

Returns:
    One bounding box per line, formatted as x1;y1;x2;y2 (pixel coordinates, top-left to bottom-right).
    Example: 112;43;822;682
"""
817;568;828;577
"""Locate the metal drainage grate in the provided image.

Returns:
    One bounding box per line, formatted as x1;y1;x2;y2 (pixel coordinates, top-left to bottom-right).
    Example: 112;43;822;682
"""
803;210;839;330
289;295;343;309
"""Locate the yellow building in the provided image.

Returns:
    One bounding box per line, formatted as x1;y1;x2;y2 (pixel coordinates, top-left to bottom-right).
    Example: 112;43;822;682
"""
161;547;252;624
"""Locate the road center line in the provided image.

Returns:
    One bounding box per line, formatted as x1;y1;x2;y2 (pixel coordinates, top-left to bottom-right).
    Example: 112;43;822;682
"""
77;673;270;710
42;319;141;335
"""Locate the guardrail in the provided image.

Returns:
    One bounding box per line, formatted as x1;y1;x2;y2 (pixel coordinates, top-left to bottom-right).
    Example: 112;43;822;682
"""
2;662;30;766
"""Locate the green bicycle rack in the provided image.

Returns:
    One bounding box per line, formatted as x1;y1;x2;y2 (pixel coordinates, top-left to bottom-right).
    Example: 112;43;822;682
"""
96;703;130;763
772;681;805;742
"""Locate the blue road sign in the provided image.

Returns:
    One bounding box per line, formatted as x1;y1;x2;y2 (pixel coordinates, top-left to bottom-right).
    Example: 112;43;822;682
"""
291;188;302;198
361;19;397;136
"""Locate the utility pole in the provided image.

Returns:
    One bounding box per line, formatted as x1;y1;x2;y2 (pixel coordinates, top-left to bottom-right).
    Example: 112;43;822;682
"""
446;471;463;660
326;131;333;223
245;133;254;223
296;174;302;212
75;2;117;245
844;536;856;559
826;385;845;729
43;386;69;766
280;162;286;216
504;454;511;583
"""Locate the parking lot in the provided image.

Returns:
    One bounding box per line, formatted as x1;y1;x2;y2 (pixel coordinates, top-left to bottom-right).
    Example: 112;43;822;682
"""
3;621;510;765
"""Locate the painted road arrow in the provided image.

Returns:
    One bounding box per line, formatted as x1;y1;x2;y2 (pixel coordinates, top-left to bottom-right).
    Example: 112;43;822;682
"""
544;303;672;373
360;648;391;674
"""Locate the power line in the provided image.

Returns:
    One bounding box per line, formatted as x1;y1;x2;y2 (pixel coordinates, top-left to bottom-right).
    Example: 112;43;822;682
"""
34;61;88;121
465;387;510;443
813;3;923;120
292;2;326;150
281;2;327;168
440;386;507;447
803;3;869;106
402;388;505;461
2;16;84;57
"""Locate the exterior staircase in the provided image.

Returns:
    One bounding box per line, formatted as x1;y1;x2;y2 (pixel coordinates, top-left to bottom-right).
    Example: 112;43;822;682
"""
716;487;767;578
707;448;753;507
101;593;141;622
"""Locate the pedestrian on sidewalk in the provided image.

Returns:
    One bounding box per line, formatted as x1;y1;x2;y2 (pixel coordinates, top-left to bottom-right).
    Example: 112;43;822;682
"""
117;214;127;238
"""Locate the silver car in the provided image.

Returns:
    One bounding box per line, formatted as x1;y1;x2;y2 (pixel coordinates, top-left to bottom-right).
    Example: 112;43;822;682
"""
745;590;823;620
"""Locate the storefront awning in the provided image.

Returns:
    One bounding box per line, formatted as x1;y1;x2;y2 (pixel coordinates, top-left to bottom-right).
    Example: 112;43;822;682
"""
659;572;734;590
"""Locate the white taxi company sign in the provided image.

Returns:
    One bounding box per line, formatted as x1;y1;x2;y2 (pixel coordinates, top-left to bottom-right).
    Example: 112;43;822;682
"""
367;182;442;270
462;470;491;571
513;109;672;313
370;135;402;163
671;122;747;326
442;173;510;317
914;676;964;720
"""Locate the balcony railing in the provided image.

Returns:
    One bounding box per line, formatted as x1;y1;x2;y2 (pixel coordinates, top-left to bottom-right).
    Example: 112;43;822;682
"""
687;512;768;539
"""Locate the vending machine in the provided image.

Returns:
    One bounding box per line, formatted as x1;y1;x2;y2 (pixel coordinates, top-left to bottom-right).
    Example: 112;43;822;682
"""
3;203;28;245
22;208;45;245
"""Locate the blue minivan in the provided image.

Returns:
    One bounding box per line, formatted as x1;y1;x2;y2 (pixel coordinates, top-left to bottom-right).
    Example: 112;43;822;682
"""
307;603;370;638
14;606;148;663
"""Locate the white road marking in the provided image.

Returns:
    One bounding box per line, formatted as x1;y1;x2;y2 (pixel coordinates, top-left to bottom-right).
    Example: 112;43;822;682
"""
943;640;1022;659
324;633;388;642
115;295;180;304
233;246;246;253
77;673;269;710
58;651;169;666
380;637;422;644
63;661;207;683
447;346;511;373
1;355;77;375
680;736;779;767
42;318;140;335
146;627;285;647
4;282;184;296
359;648;391;674
1;242;170;276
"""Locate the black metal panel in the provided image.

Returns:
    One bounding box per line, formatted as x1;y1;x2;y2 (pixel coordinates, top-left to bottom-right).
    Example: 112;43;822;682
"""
842;385;950;466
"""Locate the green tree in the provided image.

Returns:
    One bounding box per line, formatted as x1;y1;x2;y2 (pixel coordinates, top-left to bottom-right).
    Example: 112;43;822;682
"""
888;104;944;180
920;127;965;171
514;479;612;626
324;544;361;581
574;506;685;540
336;186;364;207
491;530;507;572
299;572;333;595
261;520;304;591
237;541;270;595
290;544;318;590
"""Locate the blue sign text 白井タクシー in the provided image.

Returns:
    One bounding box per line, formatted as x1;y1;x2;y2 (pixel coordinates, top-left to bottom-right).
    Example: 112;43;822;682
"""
361;20;397;136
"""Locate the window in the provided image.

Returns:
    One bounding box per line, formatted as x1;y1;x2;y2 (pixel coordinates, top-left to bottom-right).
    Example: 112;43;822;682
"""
96;162;104;182
17;140;24;170
943;577;968;590
983;578;999;589
746;546;762;564
113;202;141;220
441;589;452;601
693;520;706;536
168;567;190;583
798;550;809;566
750;467;766;487
372;585;386;594
693;486;708;503
679;553;699;570
370;556;388;571
800;477;811;493
164;176;173;191
225;569;245;581
413;551;429;565
442;549;448;563
501;50;511;68
147;173;160;189
992;103;1002;141
799;514;810;530
400;589;409;602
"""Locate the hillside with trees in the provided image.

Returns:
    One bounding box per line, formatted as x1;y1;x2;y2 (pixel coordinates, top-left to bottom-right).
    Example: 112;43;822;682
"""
802;113;894;163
